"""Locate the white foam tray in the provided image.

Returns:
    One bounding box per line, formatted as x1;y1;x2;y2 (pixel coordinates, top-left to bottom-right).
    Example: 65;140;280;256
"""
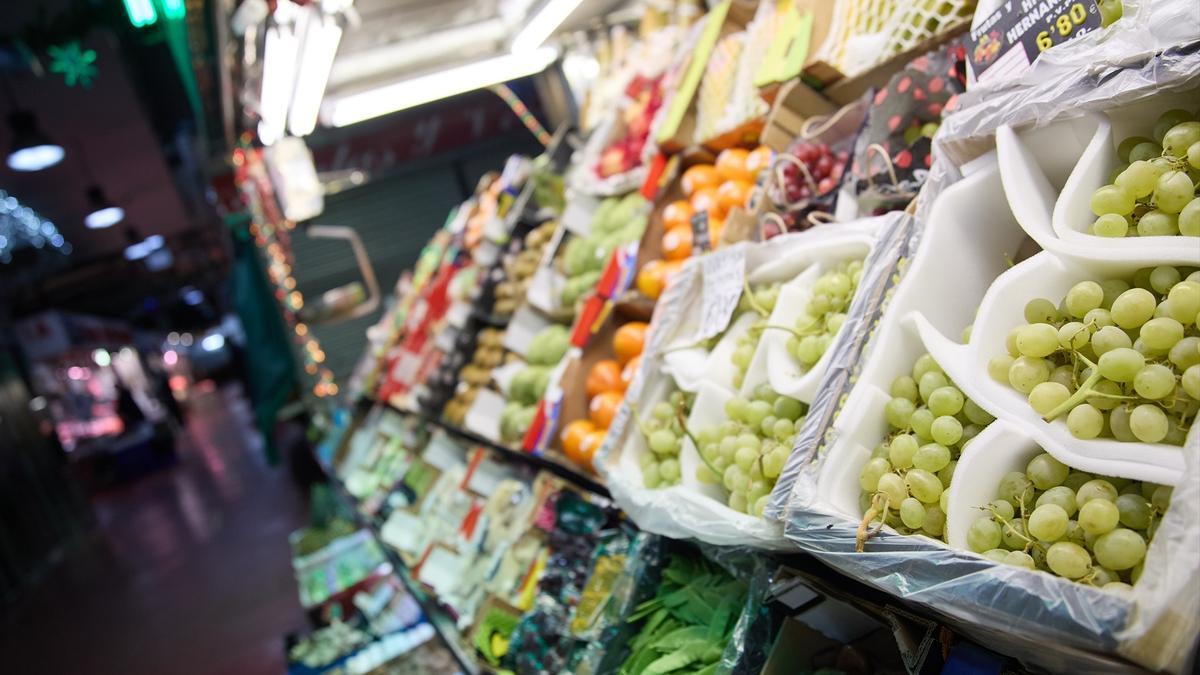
996;87;1200;266
906;250;1192;486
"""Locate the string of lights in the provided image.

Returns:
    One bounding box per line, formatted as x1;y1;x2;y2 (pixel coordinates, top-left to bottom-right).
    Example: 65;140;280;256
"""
0;190;71;263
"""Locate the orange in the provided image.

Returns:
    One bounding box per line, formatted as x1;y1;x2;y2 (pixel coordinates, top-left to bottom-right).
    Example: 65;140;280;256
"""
613;322;648;365
689;186;726;220
661;225;693;261
588;391;623;429
680;164;720;196
561;419;597;462
745;146;773;179
577;429;606;470
661;200;694;230
715;148;753;182
620;355;642;390
637;260;667;300
586;359;623;398
709;216;726;248
716;180;754;213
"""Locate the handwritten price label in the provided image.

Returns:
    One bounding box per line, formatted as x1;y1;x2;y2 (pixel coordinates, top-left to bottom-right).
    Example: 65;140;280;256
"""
696;246;746;342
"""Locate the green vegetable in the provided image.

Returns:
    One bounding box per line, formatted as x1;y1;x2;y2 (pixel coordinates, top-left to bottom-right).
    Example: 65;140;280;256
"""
527;325;570;366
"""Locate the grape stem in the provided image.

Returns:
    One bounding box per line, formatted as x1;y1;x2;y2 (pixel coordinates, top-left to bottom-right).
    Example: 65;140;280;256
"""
856;492;890;552
1042;354;1102;421
674;405;723;487
741;278;771;317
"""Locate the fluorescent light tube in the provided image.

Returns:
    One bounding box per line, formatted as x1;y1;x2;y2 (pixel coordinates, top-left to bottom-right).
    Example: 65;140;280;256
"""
325;47;557;127
260;24;300;145
510;0;584;53
288;12;342;136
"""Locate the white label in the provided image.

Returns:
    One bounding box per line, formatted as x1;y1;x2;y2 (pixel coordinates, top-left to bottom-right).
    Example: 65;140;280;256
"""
464;388;507;441
696;246;746;342
562;193;601;237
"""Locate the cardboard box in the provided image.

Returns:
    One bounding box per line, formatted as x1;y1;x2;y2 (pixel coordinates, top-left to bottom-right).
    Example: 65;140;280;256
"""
760;79;840;152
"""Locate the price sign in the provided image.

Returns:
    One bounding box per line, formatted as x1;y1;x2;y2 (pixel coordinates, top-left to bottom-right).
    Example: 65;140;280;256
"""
691;211;712;254
695;245;745;342
967;0;1102;85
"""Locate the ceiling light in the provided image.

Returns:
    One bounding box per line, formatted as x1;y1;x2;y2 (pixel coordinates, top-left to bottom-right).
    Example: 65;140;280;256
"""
511;0;584;53
92;349;112;367
6;111;65;172
200;334;225;351
123;0;158;27
288;12;343;136
259;23;300;145
325;47;558;127
182;287;204;305
84;186;124;229
124;232;164;260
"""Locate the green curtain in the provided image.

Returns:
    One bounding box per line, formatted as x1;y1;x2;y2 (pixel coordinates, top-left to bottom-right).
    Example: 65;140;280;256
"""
230;225;297;464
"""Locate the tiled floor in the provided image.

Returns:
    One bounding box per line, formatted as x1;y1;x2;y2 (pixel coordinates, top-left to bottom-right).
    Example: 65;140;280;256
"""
1;386;311;675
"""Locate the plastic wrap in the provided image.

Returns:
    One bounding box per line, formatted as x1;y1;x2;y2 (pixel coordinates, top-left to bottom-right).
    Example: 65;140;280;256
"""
780;30;1200;673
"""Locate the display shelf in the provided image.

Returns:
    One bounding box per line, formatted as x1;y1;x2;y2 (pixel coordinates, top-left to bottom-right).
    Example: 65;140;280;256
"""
324;475;482;675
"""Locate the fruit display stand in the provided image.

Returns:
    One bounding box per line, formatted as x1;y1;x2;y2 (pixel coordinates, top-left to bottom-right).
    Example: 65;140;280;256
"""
295;1;1200;672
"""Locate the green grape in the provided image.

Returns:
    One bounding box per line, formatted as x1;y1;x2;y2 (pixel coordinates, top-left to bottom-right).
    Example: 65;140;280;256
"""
890;375;919;402
1133;363;1176;400
1091;184;1136;216
1023;298;1061;324
725;396;748;422
982;549;1009;563
1028;504;1069;541
660;458;681;482
1016;323;1060;357
1129;404;1168;443
1118;135;1154;161
905;469;943;504
988;498;1015;520
1111;288;1157;329
876;472;907;504
1065;281;1104;318
1183;364;1200;399
909;408;934;439
728;490;748;513
1027;452;1069;490
736;433;761;452
1140;317;1185;352
1098;280;1130;309
1155;171;1194;214
719;436;738;460
744;400;771;426
763;446;788;479
747;479;770;505
1163;121;1200;157
888;434;919;469
1097;347;1144;383
1149;266;1182;294
923;504;946;536
1008;356;1051;393
912;442;951;473
1094;528;1147;570
643;463;662;488
1168;281;1200;322
1087;379;1123;411
1067;403;1105;439
733;446;757;471
962;324;973;343
759;415;778;436
1169;336;1200;369
1093;213;1129;237
722;465;747;492
1004;550;1036;569
1001;518;1028;550
1037;485;1079;517
940;489;949;513
1078;479;1119;506
1091;325;1132;355
1138;210;1179;236
772;396;804;421
884;397;916;430
772;418;795;442
967;518;1003;553
1056;323;1090;351
1109;405;1135;441
696;464;717;484
917;371;949;402
1115;160;1158;198
1128;141;1161;163
1005;327;1021;356
963;399;994;426
1190;141;1200;169
899;497;925;529
1115;493;1151;530
912;353;942;380
795;336;822;365
648;429;680;455
929;417;962;446
1028;382;1071;417
1046;542;1092;579
1181;199;1200;236
927;386;964;417
937;459;957;486
1084;307;1115;329
988;355;1015;382
998;471;1035;509
1063;472;1094;493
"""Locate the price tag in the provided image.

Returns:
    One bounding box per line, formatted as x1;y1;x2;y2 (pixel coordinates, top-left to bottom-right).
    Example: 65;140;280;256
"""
967;0;1102;85
561;193;600;237
691;211;712;254
695;246;745;342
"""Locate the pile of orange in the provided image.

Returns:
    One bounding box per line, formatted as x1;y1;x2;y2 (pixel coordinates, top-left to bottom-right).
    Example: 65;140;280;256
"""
636;145;772;301
560;321;648;471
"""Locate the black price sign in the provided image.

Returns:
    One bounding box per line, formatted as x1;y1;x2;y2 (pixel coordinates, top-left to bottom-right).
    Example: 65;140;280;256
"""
968;0;1102;84
691;211;712;253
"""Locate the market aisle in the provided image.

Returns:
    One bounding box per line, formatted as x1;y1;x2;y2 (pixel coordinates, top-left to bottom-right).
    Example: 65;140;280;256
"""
0;385;311;675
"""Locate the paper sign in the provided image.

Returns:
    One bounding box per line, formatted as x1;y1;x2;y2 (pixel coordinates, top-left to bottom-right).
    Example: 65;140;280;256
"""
968;0;1102;84
691;211;713;254
696;246;745;342
562;193;601;237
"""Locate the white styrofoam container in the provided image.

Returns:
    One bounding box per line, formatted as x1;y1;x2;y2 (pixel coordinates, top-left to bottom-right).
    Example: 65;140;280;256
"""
816;156;1031;519
943;420;1043;551
663;311;759;393
905;250;1192;486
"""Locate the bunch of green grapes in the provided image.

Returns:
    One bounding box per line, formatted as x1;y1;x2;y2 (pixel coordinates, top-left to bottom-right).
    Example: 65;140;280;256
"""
988;266;1199;444
858;352;995;540
787;258;864;370
690;383;807;516
1091;108;1200;237
730;282;780;389
967;450;1170;594
638;390;693;489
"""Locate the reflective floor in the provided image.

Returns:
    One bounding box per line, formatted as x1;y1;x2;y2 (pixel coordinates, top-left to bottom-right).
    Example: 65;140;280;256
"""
1;385;311;675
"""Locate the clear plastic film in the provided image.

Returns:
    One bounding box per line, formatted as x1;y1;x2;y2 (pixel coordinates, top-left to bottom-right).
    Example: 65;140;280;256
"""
699;544;780;675
779;28;1200;675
